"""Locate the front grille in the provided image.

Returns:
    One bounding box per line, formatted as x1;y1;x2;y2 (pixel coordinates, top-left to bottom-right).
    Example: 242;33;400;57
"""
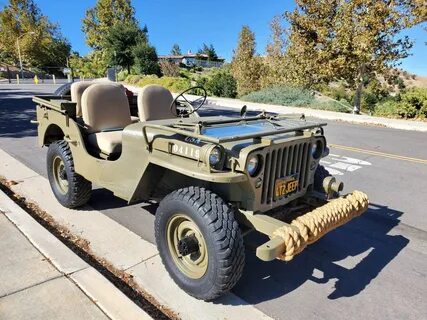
261;141;311;205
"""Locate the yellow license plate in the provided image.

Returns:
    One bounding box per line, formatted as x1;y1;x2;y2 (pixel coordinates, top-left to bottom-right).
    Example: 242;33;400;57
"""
274;177;299;199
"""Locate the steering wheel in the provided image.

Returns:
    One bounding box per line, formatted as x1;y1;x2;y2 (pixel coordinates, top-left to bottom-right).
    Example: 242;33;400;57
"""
170;86;207;117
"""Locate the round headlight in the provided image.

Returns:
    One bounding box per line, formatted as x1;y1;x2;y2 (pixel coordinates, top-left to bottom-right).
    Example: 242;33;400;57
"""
209;147;222;166
311;140;323;159
247;155;260;176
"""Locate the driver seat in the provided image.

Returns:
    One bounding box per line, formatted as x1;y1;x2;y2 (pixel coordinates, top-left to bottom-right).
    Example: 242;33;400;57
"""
137;85;176;122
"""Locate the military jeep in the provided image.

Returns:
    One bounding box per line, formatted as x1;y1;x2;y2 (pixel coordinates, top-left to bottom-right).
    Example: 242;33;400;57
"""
33;82;368;301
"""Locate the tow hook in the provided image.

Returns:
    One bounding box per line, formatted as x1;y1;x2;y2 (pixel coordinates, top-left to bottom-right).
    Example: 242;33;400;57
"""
323;176;344;197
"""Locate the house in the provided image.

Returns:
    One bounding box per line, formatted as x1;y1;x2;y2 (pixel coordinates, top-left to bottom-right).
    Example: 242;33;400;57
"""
159;52;225;68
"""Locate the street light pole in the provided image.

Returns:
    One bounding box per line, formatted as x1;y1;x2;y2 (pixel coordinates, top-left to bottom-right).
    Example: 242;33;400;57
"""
16;32;35;80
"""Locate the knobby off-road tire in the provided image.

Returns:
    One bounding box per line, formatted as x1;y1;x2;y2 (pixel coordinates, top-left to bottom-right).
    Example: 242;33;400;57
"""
155;187;245;301
53;83;71;96
47;140;92;208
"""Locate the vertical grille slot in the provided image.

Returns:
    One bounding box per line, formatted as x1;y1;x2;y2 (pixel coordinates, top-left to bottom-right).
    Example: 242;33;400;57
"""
292;143;300;174
277;148;283;179
301;143;310;188
298;143;307;191
281;147;288;178
266;150;278;203
287;145;294;176
261;152;271;204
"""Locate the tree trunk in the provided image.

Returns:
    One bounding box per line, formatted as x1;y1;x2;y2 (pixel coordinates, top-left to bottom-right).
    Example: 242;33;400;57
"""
353;64;366;114
127;65;130;74
6;66;11;84
353;80;363;114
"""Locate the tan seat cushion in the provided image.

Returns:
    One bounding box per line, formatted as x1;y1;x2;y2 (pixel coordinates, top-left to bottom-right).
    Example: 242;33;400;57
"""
137;85;176;121
71;81;93;117
81;83;132;133
87;131;123;155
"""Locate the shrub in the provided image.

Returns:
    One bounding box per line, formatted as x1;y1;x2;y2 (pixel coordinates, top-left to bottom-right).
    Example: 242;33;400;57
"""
195;76;208;88
205;71;237;98
159;60;180;77
310;100;351;113
394;77;406;89
317;83;352;102
373;88;427;119
126;75;191;92
241;86;314;106
400;87;427;118
361;91;379;113
373;100;400;117
117;69;129;81
125;74;142;84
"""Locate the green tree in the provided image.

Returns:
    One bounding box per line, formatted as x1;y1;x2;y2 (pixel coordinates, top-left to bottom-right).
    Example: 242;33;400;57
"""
133;42;160;75
103;23;147;73
69;51;108;78
170;43;182;55
231;26;263;96
205;70;237;98
262;15;288;87
198;43;218;60
0;0;70;71
283;0;420;113
82;0;136;50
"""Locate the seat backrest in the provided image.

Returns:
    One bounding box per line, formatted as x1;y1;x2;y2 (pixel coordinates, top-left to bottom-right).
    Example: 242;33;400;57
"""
70;81;94;117
81;83;132;133
137;85;176;121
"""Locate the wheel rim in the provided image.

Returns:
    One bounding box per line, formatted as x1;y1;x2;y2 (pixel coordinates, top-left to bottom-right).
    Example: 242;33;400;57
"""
166;214;208;279
52;156;68;195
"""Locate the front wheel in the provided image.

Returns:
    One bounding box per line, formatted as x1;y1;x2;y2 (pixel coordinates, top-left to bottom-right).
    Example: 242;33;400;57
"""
155;187;245;301
47;140;92;208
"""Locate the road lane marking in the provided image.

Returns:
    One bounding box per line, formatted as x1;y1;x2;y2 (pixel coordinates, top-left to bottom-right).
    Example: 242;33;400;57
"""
321;154;371;176
329;144;427;165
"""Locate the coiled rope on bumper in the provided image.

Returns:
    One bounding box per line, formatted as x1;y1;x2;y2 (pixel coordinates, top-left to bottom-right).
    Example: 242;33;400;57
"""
272;190;369;261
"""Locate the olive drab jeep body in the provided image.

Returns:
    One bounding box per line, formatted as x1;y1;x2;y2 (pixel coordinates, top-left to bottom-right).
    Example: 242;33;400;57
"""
33;81;369;301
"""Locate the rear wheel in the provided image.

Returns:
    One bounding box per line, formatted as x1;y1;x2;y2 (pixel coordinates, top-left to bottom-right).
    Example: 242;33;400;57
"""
47;140;92;208
53;83;71;96
155;187;245;301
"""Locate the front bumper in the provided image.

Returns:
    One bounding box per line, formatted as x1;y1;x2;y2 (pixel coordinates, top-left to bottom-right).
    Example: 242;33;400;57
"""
239;190;369;261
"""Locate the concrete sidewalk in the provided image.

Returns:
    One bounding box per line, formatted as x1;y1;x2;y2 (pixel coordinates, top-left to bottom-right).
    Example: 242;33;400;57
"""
0;213;109;319
0;190;152;320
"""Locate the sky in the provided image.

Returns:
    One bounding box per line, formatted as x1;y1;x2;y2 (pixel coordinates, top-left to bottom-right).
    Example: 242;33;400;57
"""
2;0;427;75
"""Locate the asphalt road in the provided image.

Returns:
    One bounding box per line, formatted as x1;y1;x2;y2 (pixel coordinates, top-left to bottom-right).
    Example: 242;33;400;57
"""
1;83;426;320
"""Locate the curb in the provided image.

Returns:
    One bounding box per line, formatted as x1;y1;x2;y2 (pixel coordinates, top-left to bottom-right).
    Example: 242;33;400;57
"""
0;190;152;320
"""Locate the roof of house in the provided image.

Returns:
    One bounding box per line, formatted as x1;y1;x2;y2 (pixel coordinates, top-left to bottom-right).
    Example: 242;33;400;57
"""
159;53;225;62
